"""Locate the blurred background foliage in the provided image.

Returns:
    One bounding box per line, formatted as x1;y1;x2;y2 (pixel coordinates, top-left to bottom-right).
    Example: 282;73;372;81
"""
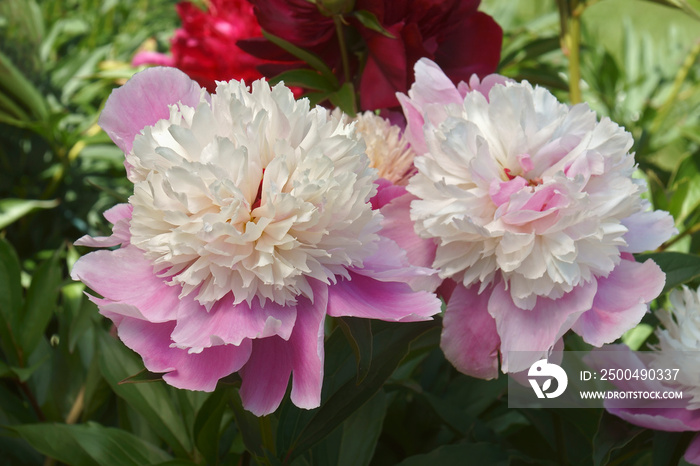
0;0;699;464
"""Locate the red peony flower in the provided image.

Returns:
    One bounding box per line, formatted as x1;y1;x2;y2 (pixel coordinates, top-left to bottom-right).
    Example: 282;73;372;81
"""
133;0;268;91
356;0;503;110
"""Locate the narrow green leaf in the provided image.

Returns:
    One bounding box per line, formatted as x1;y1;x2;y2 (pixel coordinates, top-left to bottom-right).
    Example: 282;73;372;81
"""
269;69;338;92
0;49;49;121
352;10;395;38
337;317;373;384
228;389;269;460
261;30;338;87
328;82;356;116
98;331;193;457
20;247;62;355
621;323;654;350
194;389;229;465
636;252;700;293
396;442;509;466
0;238;22;363
10;353;49;382
0;198;60;230
119;368;165;384
12;422;173;466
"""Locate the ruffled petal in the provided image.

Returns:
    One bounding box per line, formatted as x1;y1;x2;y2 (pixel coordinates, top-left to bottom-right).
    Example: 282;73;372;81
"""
327;271;441;322
572;257;665;346
99;67;202;153
75;204;133;247
171;294;297;348
70;246;182;322
489;279;597;373
116;317;252;391
288;280;328;410
440;284;500;379
239;337;292;416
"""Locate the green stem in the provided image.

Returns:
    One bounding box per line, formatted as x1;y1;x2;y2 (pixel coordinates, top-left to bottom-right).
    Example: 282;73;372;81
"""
333;15;351;86
559;0;583;104
658;221;700;251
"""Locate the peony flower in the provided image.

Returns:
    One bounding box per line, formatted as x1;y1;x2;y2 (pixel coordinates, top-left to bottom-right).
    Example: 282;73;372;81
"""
595;287;700;465
399;58;677;377
133;0;267;91
71;67;441;416
356;0;503;110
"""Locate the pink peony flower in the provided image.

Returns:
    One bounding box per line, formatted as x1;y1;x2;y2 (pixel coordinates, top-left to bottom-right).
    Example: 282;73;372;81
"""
71;67;441;416
399;58;677;377
593;285;700;465
133;0;267;92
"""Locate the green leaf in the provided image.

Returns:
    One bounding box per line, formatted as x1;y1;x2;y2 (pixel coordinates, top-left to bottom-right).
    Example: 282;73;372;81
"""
0;198;60;230
119;368;166;384
228;389;275;461
20;246;63;355
194;389;229;465
261;30;338;88
0;49;49;121
337;317;373;384
636;251;700;292
621;323;654;350
395;443;509;466
328;82;356;116
640;0;700;20
11;422;173;466
98;331;193;457
269;69;338;92
10;353;49;382
288;320;439;459
352;10;395;38
593;410;647;466
337;390;387;466
0;238;22;363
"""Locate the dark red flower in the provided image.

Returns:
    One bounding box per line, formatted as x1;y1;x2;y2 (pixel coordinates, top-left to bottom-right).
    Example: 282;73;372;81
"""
133;0;268;91
356;0;503;110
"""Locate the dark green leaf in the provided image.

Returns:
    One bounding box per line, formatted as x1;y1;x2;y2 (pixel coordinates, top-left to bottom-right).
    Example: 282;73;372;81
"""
0;238;22;364
328;82;356;116
636;251;700;292
261;30;338;87
20;246;63;355
337;390;387;466
337;317;373;384
395;442;509;466
194;389;230;465
228;389;275;461
352;10;395;38
98;331;193;457
288;320;438;458
269;69;338;92
593;410;647;466
119;368;165;384
11;422;173;466
0;50;49;121
10;353;49;382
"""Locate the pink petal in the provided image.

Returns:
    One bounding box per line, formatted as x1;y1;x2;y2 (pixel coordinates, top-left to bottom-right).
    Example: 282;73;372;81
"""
440;284;500;379
99;67;202;154
132;51;175;68
457;73;510;100
685;435;700;465
75;204;133;247
379;192;438;279
408;58;462;108
239;336;292;416
171;294;297;348
489;278;597;373
70;246;182;322
621;209;677;253
116;317;252;391
371;179;408;210
572;257;665;346
397;92;427;156
327;271;441;322
288;281;328;410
